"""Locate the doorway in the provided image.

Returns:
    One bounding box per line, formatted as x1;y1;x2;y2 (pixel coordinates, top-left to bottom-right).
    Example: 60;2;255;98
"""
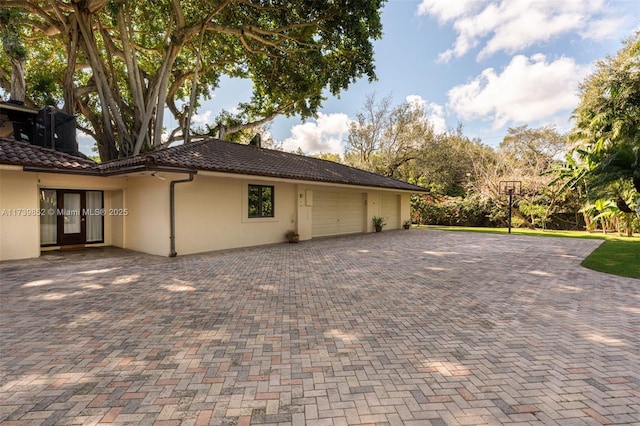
40;189;104;246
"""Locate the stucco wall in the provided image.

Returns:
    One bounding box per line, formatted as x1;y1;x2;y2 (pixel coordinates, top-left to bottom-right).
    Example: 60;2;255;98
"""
38;173;127;249
124;175;171;256
0;167;417;260
174;175;297;255
365;189;411;232
400;193;411;225
293;185;411;235
0;170;40;260
106;190;124;248
296;185;313;241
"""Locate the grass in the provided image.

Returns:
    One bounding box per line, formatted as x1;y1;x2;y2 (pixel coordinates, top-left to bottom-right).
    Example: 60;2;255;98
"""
581;240;640;279
418;225;640;279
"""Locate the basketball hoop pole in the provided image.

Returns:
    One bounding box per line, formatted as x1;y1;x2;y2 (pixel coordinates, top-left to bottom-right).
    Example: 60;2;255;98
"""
499;181;521;234
507;189;513;234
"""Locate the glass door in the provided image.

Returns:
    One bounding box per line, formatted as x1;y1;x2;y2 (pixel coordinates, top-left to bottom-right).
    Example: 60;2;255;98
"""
58;190;86;245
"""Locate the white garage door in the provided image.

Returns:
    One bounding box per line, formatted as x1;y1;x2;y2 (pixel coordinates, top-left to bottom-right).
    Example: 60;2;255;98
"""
312;191;366;237
381;193;400;230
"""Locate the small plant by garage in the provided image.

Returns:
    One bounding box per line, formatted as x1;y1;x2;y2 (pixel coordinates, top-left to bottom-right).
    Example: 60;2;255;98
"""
372;216;386;232
285;230;300;243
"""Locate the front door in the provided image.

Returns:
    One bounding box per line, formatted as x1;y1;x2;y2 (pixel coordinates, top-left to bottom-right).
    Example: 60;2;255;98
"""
58;190;86;245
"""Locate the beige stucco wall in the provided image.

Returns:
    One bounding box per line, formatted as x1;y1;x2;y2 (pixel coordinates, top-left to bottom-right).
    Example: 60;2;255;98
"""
296;185;313;240
0;170;40;260
37;173;126;192
364;189;411;232
0;169;129;261
107;190;124;248
292;185;412;235
1;166;417;261
38;173;127;249
124;175;172;256
174;175;297;255
400;193;411;225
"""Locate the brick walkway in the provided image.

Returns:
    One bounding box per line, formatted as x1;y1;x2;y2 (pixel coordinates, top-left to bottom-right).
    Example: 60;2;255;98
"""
1;230;638;425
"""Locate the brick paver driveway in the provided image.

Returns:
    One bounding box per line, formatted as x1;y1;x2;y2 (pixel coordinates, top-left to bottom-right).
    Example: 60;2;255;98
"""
1;230;639;425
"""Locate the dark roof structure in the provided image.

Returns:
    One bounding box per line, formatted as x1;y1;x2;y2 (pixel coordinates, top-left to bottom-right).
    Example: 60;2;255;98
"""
0;138;97;173
1;137;425;192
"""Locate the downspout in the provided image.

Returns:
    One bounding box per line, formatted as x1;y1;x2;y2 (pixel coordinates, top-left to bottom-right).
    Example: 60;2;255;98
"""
169;173;194;257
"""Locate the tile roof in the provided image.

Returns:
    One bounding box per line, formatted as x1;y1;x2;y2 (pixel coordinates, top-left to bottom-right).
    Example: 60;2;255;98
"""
102;139;426;191
0;138;98;173
1;137;426;192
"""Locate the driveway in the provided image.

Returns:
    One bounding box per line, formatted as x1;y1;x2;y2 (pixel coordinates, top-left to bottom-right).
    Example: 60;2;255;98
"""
1;230;638;425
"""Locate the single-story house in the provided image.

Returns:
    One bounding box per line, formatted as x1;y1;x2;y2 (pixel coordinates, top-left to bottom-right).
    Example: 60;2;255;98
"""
0;136;426;261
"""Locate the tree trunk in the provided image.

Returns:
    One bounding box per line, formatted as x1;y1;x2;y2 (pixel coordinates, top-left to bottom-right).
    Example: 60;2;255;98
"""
9;57;25;102
63;17;79;114
583;212;592;231
624;213;633;237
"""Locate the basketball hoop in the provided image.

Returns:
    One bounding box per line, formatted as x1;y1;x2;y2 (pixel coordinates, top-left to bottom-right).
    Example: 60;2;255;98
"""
499;181;522;234
499;180;522;196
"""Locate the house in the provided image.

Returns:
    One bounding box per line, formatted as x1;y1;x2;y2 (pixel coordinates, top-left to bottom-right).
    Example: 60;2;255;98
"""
0;136;426;261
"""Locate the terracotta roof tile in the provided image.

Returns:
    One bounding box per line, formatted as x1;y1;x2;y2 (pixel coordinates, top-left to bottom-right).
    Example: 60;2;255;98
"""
0;138;98;172
103;139;425;191
1;137;425;192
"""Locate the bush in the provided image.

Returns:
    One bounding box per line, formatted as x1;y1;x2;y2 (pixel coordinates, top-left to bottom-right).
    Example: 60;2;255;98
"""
411;194;499;227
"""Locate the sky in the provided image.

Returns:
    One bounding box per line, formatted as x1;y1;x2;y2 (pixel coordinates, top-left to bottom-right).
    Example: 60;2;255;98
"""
81;0;640;156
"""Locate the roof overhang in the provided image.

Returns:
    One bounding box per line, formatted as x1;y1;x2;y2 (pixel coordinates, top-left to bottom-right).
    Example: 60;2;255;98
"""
197;170;427;193
0;102;39;114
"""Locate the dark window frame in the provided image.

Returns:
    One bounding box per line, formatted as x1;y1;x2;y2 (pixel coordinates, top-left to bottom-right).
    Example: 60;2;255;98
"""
39;189;105;246
248;184;275;218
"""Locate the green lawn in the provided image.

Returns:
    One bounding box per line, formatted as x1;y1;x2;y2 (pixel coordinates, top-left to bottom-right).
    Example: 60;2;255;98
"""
418;225;640;279
581;240;640;279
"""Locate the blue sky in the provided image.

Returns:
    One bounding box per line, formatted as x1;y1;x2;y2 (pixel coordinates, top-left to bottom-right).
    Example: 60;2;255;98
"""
83;0;640;156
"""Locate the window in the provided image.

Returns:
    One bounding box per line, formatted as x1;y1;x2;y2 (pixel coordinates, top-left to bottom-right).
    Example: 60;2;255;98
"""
248;185;274;218
40;189;57;245
86;191;104;243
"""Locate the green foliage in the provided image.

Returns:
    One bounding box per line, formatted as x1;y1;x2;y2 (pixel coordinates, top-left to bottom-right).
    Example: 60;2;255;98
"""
345;93;435;179
312;152;342;163
518;200;549;228
345;96;490;199
500;125;566;170
3;1;385;160
0;8;27;60
418;130;490;197
344;95;579;230
372;216;386;228
411;193;500;227
571;31;640;194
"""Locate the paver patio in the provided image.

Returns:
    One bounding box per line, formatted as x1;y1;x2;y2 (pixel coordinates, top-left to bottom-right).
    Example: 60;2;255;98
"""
0;229;638;425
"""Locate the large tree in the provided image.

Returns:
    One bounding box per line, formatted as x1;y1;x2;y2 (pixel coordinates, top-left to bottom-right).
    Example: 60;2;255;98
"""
344;93;436;179
0;8;26;102
572;31;640;197
1;0;384;160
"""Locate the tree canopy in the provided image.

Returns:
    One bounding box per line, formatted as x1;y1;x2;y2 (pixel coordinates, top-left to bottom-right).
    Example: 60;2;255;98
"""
571;31;640;195
0;0;384;160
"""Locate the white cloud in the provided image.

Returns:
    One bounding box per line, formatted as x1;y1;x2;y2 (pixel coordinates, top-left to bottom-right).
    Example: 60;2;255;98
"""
447;54;591;129
281;113;351;155
417;0;626;62
191;110;213;125
405;95;447;134
417;0;483;23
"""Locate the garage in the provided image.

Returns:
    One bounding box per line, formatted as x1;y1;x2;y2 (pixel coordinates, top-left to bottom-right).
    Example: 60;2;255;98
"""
381;193;400;229
312;191;366;237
